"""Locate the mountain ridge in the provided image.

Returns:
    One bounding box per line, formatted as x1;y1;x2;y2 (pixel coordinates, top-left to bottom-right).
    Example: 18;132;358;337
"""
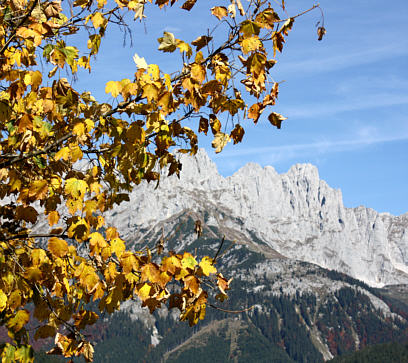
105;149;408;287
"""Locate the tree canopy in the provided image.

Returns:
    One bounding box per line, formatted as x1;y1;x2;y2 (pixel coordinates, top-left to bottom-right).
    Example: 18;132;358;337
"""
0;0;324;361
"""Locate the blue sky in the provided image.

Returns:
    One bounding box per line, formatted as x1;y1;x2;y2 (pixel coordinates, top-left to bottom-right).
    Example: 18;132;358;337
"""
74;0;408;216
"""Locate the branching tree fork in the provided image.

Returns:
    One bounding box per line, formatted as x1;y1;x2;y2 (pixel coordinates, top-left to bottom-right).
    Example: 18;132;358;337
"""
0;0;324;360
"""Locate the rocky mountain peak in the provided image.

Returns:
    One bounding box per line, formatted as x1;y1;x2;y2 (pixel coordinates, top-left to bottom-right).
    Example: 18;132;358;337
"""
107;149;408;287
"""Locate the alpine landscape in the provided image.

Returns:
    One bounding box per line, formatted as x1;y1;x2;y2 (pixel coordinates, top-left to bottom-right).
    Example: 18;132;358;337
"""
37;149;408;362
1;0;407;361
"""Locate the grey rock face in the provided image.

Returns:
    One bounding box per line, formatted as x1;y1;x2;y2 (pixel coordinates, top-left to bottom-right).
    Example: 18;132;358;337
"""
107;149;408;287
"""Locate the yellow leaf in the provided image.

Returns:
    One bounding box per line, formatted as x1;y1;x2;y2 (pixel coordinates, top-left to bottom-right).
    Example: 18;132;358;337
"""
191;63;206;83
16;27;42;46
67;218;89;241
157;271;171;288
96;215;105;229
141;263;160;283
0;290;7;312
85;118;94;132
89;232;107;255
121;252;139;274
24;70;42;90
73;122;86;136
24;267;42;282
122;82;139;100
105;81;122;97
111;237;125;258
101;246;111;261
104;261;117;282
210;116;221;135
80;341;94;363
255;8;280;29
84;199;97;218
73;310;99;330
148;64;160;81
31;249;47;266
55;146;70;161
65;178;88;199
136;283;152;301
176;41;192;57
7;309;30;332
91;12;105;28
164;73;173;91
106;227;119;240
181;252;197;270
199;256;217;276
80;266;100;293
211;6;228;20
66;197;83;215
142;84;158;102
8;291;21;311
161;255;182;275
48;237;68;258
90;181;102;195
241;36;262;54
212;132;230;153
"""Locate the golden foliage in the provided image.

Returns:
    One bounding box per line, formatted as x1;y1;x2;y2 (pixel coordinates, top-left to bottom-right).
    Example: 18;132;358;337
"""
0;0;323;360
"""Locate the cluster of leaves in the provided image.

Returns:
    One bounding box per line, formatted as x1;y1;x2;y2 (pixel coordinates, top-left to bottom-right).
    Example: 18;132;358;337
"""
0;0;322;361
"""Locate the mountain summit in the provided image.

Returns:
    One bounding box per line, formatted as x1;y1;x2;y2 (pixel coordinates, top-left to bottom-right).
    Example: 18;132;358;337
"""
107;149;408;287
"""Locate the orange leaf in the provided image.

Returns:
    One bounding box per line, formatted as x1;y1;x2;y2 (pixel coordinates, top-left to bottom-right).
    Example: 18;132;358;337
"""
184;275;199;295
191;35;213;52
181;0;197;11
198;117;208;135
268;112;287;129
18;114;33;133
29;179;48;199
47;211;60;226
230;124;245;144
48;237;68;258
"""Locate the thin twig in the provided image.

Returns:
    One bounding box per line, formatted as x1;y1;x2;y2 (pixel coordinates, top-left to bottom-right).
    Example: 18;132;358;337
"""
209;304;254;314
212;235;225;264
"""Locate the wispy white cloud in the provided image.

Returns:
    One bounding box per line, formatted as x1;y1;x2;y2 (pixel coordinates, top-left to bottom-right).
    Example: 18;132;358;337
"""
334;75;408;96
277;42;408;76
283;93;408;119
163;26;181;33
215;132;408;162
